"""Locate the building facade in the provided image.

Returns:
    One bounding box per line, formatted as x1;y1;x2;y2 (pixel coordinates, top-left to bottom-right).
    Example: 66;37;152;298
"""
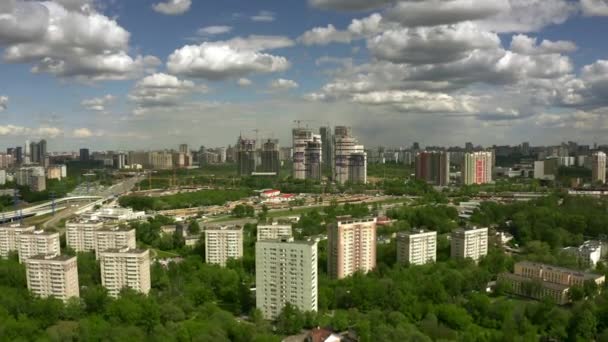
256;237;318;320
205;226;244;266
0;224;36;258
260;139;280;175
99;248;151;297
462;151;493;185
415;151;450;186
450;227;488;262
66;219;103;252
328;217;377;279
236;136;256;177
293;128;316;180
333;126;367;184
592;151;606;184
94;227;137;259
257;223;293;241
18;230;60;263
396;229;437;266
25;254;79;302
305;137;323;181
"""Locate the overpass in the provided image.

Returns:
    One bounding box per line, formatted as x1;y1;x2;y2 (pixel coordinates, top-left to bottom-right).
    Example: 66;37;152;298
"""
0;196;103;223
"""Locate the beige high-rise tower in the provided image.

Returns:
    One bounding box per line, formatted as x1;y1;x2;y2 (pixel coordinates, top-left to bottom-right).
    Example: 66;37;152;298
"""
18;230;60;263
99;248;151;298
256;237;318;320
66;219;103;252
25;254;79;302
451;227;488;262
592;152;606;184
205;226;243;266
328;217;377;279
0;224;36;258
94;226;136;259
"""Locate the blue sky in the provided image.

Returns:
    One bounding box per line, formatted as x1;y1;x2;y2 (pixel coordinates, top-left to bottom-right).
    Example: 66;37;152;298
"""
2;0;608;151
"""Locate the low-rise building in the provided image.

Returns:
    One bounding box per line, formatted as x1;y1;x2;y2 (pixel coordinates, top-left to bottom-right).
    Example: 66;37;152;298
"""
0;224;36;258
99;248;151;298
205;226;243;266
396;229;437;266
18;230;60;263
25;254;79;302
563;240;603;267
257;222;292;241
498;261;605;305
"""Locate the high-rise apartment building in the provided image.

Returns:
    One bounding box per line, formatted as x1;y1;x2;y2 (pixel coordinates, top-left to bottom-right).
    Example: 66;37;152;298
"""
592;151;606;184
319;126;333;172
260;139;280;175
333;126;367;184
256;237;318;320
99;248;151;297
396;229;437;266
450;227;488;262
0;224;36;258
66;219;103;252
257;223;293;241
29;140;46;165
79;148;90;161
305;137;322;181
25;254;79;302
236;136;256;176
293;128;316;180
328;217;377;279
179;144;189;154
205;226;243;266
462;152;493;185
18;230;60;263
94;226;137;259
415;151;450;186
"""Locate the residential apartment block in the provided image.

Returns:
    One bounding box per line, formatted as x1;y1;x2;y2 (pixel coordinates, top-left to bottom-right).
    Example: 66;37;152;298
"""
498;261;606;305
66;219;103;252
257;223;293;241
396;229;437;266
450;227;488;262
0;224;36;258
99;248;151;298
25;254;79;302
94;226;137;259
256;237;318;320
18;230;60;263
205;226;243;267
328;217;377;279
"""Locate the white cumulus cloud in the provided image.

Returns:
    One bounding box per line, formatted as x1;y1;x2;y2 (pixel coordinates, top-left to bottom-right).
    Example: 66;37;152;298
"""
81;94;114;112
237;78;253;86
197;25;233;37
152;0;191;15
129;73;204;115
581;0;608;16
0;96;8;111
270;78;299;91
251;10;275;22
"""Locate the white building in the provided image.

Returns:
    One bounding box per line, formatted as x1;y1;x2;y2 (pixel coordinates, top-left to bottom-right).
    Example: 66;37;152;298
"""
25;254;79;302
592;152;607;184
0;224;36;258
256;237;318;320
205;226;243;266
91;207;146;221
257;223;293;241
396;229;437;266
99;248;151;298
18;230;60;263
94;226;137;259
66;219;103;252
563;240;603;267
451;227;488;262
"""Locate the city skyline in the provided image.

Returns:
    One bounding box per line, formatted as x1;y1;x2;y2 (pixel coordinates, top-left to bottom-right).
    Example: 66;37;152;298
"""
2;1;608;149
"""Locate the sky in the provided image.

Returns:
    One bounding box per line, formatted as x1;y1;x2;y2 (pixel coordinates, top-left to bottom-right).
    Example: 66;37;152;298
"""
2;0;608;151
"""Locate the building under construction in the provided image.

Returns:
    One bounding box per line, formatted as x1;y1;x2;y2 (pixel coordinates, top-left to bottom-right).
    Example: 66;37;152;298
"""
236;136;256;177
260;139;280;175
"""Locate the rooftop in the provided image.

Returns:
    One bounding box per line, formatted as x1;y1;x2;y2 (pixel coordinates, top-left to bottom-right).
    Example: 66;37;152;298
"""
516;261;604;280
27;254;76;262
205;225;243;232
99;247;148;255
96;226;134;233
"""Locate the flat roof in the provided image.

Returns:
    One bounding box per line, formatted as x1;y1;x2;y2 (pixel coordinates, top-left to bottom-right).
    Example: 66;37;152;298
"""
28;254;75;262
205;225;243;231
96;226;134;233
100;248;148;254
516;261;604;280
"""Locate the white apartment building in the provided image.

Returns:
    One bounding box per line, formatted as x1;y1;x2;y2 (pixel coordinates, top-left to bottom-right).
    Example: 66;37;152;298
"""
451;227;488;262
94;226;137;259
66;219;103;252
328;217;377;279
18;230;60;263
396;229;437;266
205;226;243;267
99;248;151;298
563;240;603;267
25;254;79;302
0;224;36;258
257;223;293;241
256;237;318;320
592;152;607;184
